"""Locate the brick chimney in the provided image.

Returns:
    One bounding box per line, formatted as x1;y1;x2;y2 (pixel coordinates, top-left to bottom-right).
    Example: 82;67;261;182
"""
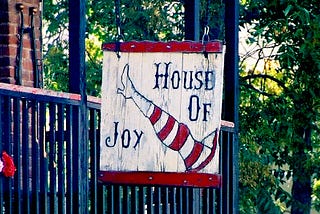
0;0;42;87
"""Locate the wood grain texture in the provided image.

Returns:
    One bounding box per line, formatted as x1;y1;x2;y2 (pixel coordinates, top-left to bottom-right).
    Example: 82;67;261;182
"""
100;42;225;177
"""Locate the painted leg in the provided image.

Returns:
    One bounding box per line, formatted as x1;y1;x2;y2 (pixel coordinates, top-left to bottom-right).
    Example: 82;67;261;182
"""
117;64;219;172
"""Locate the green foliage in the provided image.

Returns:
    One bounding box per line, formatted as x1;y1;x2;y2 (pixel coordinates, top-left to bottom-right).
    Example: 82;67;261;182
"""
239;0;320;213
85;37;103;96
43;0;185;95
86;0;185;43
313;179;320;211
43;42;69;92
43;0;225;96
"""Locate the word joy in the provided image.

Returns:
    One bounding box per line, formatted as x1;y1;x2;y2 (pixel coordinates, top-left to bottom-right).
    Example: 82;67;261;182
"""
105;122;144;149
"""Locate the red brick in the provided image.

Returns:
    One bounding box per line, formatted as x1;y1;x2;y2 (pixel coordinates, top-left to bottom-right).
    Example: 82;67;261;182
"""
23;80;34;87
22;69;33;82
0;77;15;84
7;35;18;45
2;0;41;86
8;23;18;35
23;58;33;71
22;37;32;49
0;66;15;77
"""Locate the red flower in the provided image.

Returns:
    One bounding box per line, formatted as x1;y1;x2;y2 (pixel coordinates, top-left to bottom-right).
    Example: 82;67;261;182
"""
2;151;16;177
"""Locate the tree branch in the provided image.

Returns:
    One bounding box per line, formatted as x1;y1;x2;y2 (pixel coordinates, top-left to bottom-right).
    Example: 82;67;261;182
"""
241;74;287;90
240;82;274;97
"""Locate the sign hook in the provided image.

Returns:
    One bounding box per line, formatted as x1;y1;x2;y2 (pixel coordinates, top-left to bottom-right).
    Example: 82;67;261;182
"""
202;26;210;45
114;0;123;58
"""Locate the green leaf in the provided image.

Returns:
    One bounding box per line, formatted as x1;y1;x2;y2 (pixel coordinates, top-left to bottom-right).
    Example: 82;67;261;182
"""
284;5;293;16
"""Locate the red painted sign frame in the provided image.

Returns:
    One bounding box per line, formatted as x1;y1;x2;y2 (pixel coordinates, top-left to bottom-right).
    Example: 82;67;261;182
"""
99;171;221;188
100;41;226;188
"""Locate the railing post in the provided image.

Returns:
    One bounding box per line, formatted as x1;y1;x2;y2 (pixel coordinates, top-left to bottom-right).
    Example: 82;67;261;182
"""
69;0;88;213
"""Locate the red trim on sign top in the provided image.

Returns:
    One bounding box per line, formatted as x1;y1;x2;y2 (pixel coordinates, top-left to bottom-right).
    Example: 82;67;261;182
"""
99;171;221;188
102;41;223;53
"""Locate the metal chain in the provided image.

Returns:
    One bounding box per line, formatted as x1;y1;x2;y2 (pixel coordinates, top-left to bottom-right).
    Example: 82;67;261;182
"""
202;26;210;44
115;0;121;38
202;0;211;44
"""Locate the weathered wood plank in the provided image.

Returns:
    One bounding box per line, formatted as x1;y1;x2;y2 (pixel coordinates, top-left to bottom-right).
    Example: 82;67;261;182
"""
100;41;225;184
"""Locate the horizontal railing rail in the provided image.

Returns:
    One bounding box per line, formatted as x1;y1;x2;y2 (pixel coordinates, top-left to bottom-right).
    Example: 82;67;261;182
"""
0;83;101;108
0;83;234;214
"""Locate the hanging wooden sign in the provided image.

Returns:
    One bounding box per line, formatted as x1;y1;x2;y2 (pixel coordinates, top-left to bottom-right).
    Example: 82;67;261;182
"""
99;41;225;187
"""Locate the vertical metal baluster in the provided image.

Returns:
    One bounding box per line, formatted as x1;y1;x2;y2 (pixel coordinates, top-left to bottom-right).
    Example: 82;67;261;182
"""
89;109;98;214
162;187;169;214
108;185;115;213
219;130;224;214
203;188;209;214
170;187;177;214
114;185;121;214
199;188;203;214
222;131;227;214
212;188;217;214
66;105;73;214
154;186;161;213
138;186;145;213
131;186;138;213
191;188;200;214
11;97;20;214
22;99;30;213
178;187;183;214
185;188;189;214
39;102;48;214
147;186;154;213
98;184;107;213
32;100;40;213
49;103;57;213
71;106;81;213
123;185;129;213
57;104;65;214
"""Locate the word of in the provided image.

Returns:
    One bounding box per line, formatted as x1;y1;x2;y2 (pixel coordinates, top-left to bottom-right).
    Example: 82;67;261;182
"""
188;95;212;121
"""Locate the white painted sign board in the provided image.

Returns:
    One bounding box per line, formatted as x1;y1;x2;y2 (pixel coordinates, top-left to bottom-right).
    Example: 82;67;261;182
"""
100;41;224;187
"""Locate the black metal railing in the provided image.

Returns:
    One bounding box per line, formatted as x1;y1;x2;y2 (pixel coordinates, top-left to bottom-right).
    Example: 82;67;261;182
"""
0;84;100;214
0;83;234;214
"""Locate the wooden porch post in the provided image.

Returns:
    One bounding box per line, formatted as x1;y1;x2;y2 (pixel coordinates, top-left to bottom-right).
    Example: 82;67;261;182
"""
224;0;239;213
69;0;88;213
184;0;200;41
